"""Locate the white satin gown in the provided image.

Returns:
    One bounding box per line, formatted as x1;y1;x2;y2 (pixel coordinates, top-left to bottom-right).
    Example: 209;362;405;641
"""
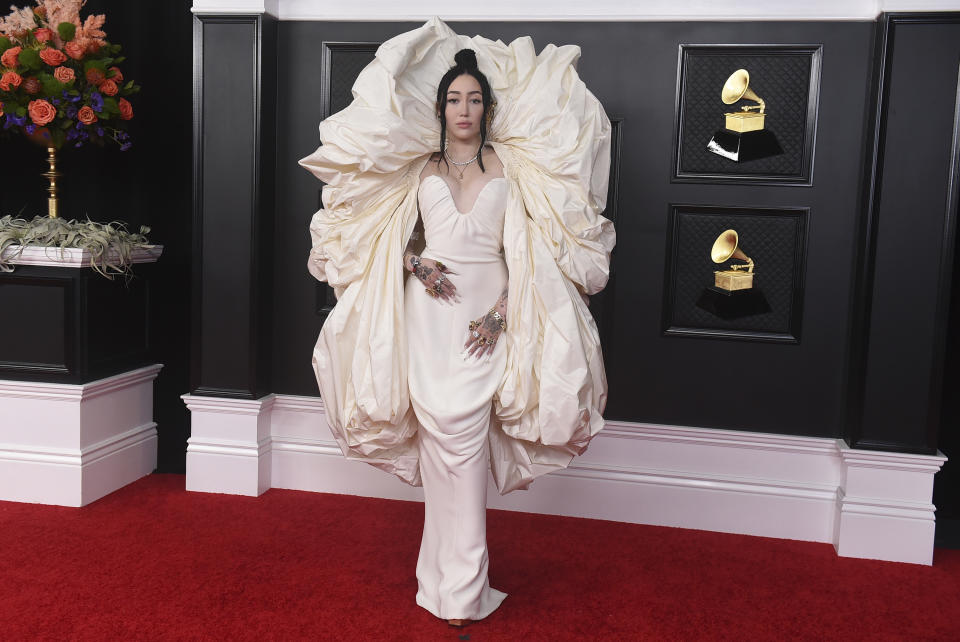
404;173;509;620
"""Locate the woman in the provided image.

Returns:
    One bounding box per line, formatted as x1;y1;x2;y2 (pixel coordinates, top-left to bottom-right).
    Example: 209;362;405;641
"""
403;49;510;625
300;18;614;627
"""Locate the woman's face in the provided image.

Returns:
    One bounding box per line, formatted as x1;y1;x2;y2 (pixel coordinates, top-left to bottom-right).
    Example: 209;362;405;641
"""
444;73;484;144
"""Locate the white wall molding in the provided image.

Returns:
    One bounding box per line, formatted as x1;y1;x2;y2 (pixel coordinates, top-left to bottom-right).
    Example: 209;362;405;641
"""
0;365;162;506
192;1;960;21
182;393;948;565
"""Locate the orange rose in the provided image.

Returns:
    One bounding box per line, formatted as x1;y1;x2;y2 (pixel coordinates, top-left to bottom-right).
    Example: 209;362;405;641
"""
28;99;56;126
34;28;54;43
118;97;133;120
108;67;123;84
77;105;97;125
1;46;21;68
0;71;22;91
53;66;74;83
0;102;4;118
23;77;40;94
39;47;67;66
85;68;105;86
64;41;85;60
99;79;118;96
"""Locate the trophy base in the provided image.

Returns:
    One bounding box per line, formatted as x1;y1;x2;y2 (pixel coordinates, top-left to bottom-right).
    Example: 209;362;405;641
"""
696;286;771;320
714;270;754;291
707;129;783;163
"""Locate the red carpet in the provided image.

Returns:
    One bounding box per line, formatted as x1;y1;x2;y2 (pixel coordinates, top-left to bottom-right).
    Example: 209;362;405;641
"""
1;474;958;641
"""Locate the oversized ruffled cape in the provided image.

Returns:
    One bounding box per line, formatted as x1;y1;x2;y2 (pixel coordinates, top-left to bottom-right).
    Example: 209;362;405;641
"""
299;17;615;494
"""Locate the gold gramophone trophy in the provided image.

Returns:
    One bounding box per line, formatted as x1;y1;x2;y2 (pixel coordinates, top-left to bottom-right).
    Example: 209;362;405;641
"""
711;229;754;290
695;229;771;319
707;69;783;163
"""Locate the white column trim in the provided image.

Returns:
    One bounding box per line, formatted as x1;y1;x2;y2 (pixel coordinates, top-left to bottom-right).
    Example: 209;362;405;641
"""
182;394;275;496
192;0;279;15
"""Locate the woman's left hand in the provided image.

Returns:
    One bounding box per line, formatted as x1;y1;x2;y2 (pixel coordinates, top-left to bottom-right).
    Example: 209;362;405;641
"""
464;309;505;359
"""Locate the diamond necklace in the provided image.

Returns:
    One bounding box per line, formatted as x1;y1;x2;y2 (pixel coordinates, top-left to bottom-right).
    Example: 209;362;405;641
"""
444;147;481;180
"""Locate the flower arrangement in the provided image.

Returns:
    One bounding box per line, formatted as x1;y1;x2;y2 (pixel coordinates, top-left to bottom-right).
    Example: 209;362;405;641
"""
0;0;139;150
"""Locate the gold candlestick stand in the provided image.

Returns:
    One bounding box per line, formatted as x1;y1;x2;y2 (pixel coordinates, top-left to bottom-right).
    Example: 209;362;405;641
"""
43;146;61;218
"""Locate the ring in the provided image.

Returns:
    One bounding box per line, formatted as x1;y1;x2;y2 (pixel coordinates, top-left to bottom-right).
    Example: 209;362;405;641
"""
425;288;438;298
478;337;487;345
436;261;447;272
436;273;446;285
433;282;443;294
472;330;480;338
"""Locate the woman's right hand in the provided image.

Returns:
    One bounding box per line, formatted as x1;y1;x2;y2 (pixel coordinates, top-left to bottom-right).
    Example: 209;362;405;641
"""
407;255;459;303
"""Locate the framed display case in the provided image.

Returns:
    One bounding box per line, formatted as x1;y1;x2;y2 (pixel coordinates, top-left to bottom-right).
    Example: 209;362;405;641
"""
672;44;823;185
662;204;809;342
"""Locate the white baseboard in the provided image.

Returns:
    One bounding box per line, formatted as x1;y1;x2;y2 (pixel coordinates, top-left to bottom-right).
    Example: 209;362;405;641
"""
183;393;947;565
0;365;162;507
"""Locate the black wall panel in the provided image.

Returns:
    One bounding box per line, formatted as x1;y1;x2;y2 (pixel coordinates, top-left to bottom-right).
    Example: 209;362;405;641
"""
192;14;276;399
852;15;960;454
273;20;874;441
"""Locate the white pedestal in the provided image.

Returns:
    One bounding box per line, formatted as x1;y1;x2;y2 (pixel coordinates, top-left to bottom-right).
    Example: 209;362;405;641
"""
0;364;162;507
834;444;946;565
182;394;274;496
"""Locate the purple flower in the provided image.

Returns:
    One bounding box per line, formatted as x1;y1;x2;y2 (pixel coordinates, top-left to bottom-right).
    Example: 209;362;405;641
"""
120;142;132;151
90;91;103;112
52;98;60;105
4;113;26;129
25;124;35;134
96;126;104;136
65;106;77;118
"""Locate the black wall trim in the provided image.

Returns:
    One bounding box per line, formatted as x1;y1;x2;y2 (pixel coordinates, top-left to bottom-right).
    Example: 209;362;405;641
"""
846;12;960;453
927;55;960;450
191;13;276;399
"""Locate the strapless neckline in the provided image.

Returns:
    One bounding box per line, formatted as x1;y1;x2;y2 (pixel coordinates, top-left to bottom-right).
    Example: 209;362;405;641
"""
420;175;506;216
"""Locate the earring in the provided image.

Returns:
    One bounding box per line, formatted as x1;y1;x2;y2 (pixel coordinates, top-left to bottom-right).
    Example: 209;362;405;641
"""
486;100;497;126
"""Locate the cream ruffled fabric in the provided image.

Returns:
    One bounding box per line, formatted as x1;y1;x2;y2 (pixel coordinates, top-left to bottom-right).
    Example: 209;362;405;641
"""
299;17;615;494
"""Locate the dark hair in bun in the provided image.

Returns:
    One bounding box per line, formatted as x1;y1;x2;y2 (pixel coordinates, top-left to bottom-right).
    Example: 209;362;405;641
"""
435;48;495;172
454;48;478;71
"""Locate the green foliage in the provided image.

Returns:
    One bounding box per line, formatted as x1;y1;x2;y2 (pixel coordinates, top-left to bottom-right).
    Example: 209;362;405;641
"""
83;59;107;73
57;22;75;42
39;73;66;95
102;97;118;117
17;47;40;70
0;216;154;280
0;36;11;52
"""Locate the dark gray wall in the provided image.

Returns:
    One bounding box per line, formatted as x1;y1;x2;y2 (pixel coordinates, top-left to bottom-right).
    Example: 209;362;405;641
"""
273;20;875;440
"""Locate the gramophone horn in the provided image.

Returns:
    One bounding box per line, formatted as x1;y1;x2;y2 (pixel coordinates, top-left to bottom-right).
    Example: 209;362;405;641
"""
710;229;754;272
721;69;766;114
